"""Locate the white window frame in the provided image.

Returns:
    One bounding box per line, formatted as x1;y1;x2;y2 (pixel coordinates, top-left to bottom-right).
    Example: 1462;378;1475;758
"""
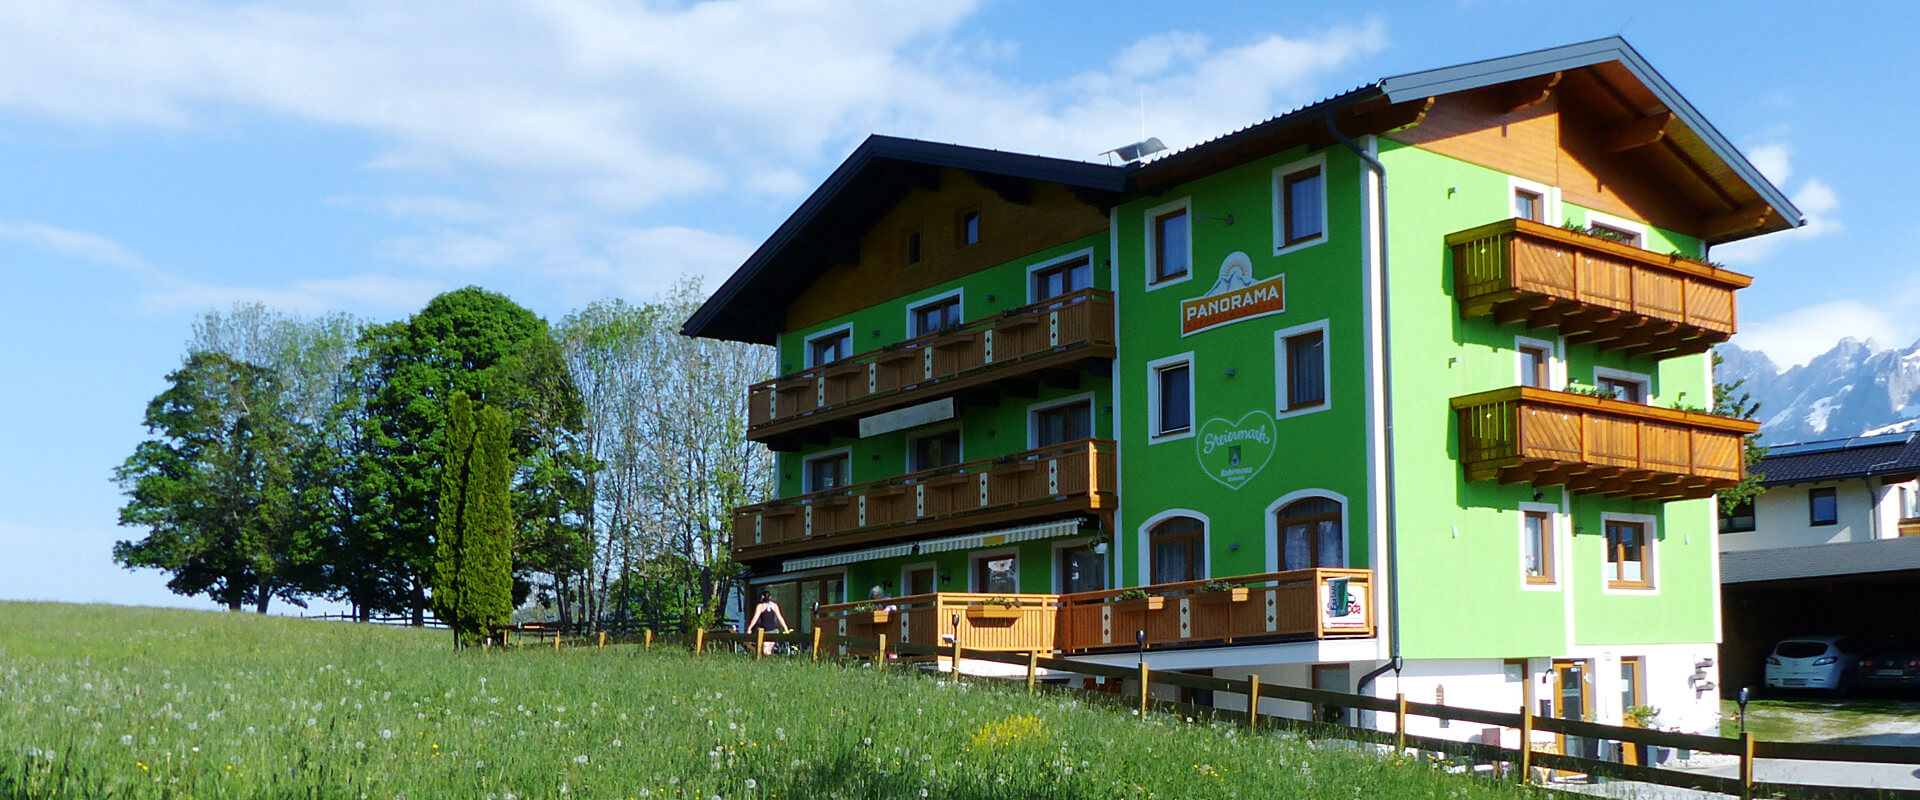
1581;209;1649;249
904;424;963;474
1593;366;1652;404
1599;511;1660;595
1143;197;1194;291
1274;319;1332;420
1026;392;1096;449
1146;351;1196;443
802;323;855;369
1508;176;1560;224
1025;247;1098;304
1518;501;1564;591
898;561;938;597
903;288;964;339
1271;152;1330;257
1515;334;1564;390
1263;490;1350;572
799;446;853;494
1136;508;1210;586
1050;537;1106;594
969;547;1021;593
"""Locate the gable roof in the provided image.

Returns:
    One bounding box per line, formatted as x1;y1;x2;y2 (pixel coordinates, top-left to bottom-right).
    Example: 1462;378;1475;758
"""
681;136;1127;344
1756;433;1920;487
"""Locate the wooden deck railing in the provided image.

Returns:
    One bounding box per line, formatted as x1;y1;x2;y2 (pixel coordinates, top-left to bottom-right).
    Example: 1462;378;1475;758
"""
732;438;1116;561
815;569;1373;656
1453;386;1759;501
748;289;1115;445
1448;218;1752;357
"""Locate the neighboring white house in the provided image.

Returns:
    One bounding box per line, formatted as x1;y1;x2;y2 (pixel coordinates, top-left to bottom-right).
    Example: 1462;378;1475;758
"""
1719;433;1920;552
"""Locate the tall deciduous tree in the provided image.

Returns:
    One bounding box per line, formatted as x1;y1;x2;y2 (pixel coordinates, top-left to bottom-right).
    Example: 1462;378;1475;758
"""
114;352;312;612
433;392;514;646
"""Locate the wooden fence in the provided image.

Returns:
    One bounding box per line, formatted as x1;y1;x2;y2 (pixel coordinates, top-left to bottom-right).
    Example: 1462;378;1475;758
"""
565;627;1920;800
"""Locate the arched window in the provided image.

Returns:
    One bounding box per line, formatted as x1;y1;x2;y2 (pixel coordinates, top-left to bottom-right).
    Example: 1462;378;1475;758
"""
1148;516;1205;584
1276;497;1343;570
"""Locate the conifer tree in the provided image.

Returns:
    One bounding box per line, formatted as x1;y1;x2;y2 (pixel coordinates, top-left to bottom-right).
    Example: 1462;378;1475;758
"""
433;392;514;646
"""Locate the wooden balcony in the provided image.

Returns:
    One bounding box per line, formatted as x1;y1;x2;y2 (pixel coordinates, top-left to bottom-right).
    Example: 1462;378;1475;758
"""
749;289;1115;449
1449;218;1753;358
733;439;1115;562
1453;386;1760;501
815;569;1374;657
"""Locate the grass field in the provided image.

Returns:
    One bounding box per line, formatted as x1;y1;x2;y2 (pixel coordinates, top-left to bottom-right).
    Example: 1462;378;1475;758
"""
0;602;1549;799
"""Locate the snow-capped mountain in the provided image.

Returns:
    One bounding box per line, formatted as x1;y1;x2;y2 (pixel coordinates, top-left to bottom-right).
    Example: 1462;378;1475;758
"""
1715;339;1920;444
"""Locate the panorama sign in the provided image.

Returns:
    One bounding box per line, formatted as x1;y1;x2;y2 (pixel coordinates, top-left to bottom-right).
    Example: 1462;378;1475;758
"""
1180;252;1285;337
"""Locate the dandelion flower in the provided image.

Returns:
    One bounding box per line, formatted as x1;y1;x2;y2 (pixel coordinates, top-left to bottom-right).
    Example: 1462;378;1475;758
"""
745;779;757;789
574;755;589;764
119;735;134;746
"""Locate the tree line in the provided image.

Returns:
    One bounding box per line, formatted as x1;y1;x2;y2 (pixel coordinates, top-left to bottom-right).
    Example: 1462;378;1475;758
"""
114;281;772;631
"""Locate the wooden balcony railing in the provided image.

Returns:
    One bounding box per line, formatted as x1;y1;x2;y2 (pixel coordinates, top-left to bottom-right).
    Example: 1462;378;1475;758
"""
749;289;1115;447
1449;218;1753;358
1453;386;1760;501
814;569;1374;658
733;439;1116;561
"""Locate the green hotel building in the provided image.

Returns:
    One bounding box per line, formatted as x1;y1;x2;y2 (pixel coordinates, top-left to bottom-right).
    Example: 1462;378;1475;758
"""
684;38;1797;739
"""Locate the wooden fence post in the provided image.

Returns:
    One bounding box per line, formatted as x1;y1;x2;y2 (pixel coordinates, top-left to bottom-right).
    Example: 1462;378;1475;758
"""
644;629;653;650
598;631;606;650
1026;650;1039;693
1740;731;1755;800
694;628;705;655
811;627;822;661
1246;675;1261;731
1518;703;1533;783
1137;663;1151;718
754;629;766;660
876;633;887;670
1395;693;1408;753
504;628;512;647
553;630;562;651
951;640;964;681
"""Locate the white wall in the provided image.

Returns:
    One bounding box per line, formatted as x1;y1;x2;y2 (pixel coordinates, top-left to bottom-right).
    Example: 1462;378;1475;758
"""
1720;479;1884;552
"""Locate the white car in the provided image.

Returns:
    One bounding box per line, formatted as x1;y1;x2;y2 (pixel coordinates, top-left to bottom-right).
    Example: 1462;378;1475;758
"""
1764;636;1863;693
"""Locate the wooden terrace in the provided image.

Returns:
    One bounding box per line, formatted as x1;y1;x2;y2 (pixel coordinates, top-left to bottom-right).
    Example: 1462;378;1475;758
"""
1449;218;1752;357
733;438;1116;562
1453;386;1759;500
748;288;1115;450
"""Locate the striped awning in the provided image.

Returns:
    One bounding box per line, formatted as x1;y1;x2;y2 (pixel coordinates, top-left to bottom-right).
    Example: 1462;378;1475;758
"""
781;518;1089;572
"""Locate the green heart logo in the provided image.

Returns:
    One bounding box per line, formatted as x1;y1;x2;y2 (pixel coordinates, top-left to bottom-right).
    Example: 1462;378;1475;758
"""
1195;411;1276;490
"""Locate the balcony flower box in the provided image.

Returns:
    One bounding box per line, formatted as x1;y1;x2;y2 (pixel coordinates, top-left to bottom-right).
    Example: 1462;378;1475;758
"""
1108;595;1165;613
1198;586;1251;603
862;610;892;626
966;605;1022;621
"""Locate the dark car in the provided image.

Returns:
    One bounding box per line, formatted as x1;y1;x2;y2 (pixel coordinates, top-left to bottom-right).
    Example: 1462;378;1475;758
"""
1859;636;1920;694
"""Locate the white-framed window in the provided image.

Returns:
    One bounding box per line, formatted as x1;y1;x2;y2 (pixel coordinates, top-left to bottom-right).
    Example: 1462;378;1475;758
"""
900;561;938;596
1272;152;1328;256
1274;319;1330;419
905;289;964;338
1600;512;1658;592
1516;335;1563;390
906;426;962;473
1147;352;1195;442
1580;209;1648;249
1266;491;1347;571
971;549;1020;593
1026;248;1096;303
1028;392;1095;448
1593;366;1651;404
1052;538;1107;594
1509;176;1559;224
1519;501;1562;590
802;324;854;368
800;447;852;493
1136;509;1209;586
1144;198;1192;290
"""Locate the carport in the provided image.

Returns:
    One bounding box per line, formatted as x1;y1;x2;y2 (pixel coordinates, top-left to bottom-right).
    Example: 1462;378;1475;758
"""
1720;536;1920;692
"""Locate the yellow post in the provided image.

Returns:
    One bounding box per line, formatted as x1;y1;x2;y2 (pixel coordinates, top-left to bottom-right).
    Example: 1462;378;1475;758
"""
1740;731;1755;800
553;630;562;651
694;628;706;655
1395;693;1408;752
951;641;964;681
1518;703;1533;783
1026;650;1039;693
1246;675;1262;731
1137;663;1151;718
504;628;512;647
811;626;823;661
754;628;766;660
876;633;888;670
644;629;653;650
598;631;607;650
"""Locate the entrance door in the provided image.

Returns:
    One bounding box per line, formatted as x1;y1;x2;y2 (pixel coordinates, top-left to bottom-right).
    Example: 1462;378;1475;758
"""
757;574;844;633
905;567;936;596
1059;545;1106;593
1551;660;1592;770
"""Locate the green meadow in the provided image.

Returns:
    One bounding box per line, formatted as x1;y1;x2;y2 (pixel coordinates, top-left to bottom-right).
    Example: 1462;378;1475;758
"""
0;602;1546;799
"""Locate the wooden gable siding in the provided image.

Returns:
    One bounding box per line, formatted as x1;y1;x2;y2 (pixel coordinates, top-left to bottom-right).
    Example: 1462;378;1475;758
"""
1387;78;1706;240
786;168;1108;331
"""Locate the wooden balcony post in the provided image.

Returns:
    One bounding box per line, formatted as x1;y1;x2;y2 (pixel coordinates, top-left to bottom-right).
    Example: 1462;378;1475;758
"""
1246;675;1262;731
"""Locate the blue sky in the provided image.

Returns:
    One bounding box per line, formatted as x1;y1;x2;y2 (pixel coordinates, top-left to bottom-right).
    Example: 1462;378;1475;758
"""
0;0;1906;610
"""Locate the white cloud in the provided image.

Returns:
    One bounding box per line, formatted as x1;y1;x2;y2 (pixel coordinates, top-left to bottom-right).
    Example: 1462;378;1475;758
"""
0;220;157;275
1734;300;1910;368
1746;142;1792;185
1718;141;1842;264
